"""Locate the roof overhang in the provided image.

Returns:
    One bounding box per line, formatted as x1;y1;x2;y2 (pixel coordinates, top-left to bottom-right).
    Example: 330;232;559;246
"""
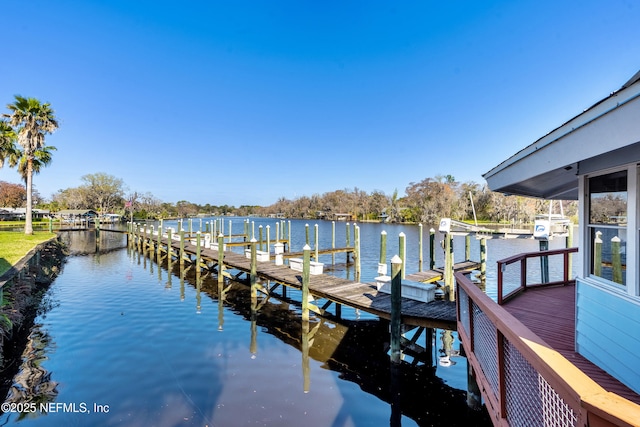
484;72;640;200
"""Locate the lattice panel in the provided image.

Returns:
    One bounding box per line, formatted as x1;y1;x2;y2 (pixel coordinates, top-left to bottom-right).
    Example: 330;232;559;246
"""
504;338;577;427
458;287;470;336
472;300;499;395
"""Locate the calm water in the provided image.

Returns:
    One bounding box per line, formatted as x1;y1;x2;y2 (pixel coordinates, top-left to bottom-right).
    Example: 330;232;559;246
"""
0;219;577;426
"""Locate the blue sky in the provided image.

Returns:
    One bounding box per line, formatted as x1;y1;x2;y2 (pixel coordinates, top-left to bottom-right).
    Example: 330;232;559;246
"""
2;1;639;206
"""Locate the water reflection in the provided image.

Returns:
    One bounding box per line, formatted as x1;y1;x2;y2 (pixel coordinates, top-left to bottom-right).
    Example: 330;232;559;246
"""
4;328;58;420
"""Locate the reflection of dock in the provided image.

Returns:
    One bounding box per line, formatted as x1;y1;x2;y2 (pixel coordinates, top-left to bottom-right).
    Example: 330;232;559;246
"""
121;228;476;330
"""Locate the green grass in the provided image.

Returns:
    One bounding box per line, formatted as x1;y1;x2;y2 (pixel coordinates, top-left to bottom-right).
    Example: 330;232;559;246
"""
0;231;57;276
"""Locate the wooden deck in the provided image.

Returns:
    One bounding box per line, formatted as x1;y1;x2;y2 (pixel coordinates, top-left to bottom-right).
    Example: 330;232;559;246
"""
502;284;640;405
131;231;469;330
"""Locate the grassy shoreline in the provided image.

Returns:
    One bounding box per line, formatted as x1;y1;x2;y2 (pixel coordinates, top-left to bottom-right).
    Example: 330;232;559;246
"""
0;231;57;277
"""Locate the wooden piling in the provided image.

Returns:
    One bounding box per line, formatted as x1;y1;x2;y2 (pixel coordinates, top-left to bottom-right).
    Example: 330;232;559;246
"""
196;231;201;269
259;225;264;251
419;223;423;272
444;232;453;301
346;222;351;247
399;232;406;280
302;244;311;322
179;229;185;265
429;228;435;270
331;221;335;265
465;234;471;261
380;230;387;264
539;239;549;283
305;223;309;246
314;224;319;261
250;238;258;287
566;224;574;276
355;225;361;281
266;225;271;260
480;237;487;281
218;233;224;285
390;255;402;364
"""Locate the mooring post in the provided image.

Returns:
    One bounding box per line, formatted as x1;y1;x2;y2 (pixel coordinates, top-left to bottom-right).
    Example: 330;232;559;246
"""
167;228;173;257
250;238;258;289
213;219;217;240
157;221;162;255
302;244;311;322
429;228;436;270
480;237;487;282
259;225;264;251
418;223;423;272
266;225;271;259
218;232;225;285
314;224;319;261
243;219;248;244
196;231;201;269
305;223;309;246
444;232;454;301
380;230;387;265
539;239;549;284
252;221;255;241
346;222;351;247
612;236;623;284
275;222;280;243
179;229;185;265
287;220;292;252
228;220;232;244
399;232;406;280
188;218;193;236
331;221;335;265
465;234;471;261
355;225;361;281
390;255;402;364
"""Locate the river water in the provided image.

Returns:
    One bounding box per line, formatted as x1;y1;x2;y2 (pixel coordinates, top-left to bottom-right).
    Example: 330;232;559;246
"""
0;218;577;426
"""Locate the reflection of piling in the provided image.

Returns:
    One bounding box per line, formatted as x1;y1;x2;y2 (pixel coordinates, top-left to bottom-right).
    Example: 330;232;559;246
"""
302;320;310;393
390;255;402;364
612;236;622;284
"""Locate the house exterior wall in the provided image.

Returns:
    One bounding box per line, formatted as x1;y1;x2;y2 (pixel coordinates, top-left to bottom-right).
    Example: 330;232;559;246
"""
575;278;640;394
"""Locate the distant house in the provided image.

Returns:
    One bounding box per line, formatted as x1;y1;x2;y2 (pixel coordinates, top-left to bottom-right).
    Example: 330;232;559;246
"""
0;207;51;220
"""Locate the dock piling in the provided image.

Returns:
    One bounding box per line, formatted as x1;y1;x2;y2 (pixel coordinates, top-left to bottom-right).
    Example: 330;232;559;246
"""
380;230;387;265
429;228;435;270
218;233;225;285
399;232;406;280
390;255;402;364
302;244;311;322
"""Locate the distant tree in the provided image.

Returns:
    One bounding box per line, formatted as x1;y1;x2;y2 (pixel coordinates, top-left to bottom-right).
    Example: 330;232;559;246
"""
80;172;125;213
0;181;26;208
5;96;58;234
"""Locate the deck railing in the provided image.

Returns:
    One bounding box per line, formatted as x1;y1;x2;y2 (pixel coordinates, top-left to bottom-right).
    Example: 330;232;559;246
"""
456;257;640;427
497;247;578;304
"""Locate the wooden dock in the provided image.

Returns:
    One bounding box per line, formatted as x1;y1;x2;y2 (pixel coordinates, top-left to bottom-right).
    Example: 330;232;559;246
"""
118;227;481;330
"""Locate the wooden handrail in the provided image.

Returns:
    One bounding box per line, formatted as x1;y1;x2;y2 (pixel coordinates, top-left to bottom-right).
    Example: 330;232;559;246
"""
497;247;578;304
456;271;640;427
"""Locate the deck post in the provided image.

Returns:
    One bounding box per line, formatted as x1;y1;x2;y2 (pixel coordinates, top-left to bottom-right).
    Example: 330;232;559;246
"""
390;255;402;364
612;236;623;284
429;228;435;270
302;244;311;322
380;230;387;264
539;239;549;284
399;232;406;280
480;237;487;282
419;223;423;272
465;234;471;261
314;224;319;260
218;233;225;285
594;231;602;276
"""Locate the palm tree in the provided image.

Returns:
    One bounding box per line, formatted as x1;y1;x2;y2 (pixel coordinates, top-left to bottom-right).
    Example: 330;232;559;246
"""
5;96;58;234
0;119;19;168
10;145;57;181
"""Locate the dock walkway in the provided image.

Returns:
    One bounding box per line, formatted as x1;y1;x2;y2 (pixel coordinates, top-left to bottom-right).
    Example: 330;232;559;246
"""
121;228;481;330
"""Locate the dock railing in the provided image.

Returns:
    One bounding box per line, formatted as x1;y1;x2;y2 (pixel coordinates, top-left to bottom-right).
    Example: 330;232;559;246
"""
497;246;578;305
456;251;640;427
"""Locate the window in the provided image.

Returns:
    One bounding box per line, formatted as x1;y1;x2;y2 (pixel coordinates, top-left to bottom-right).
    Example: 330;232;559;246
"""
588;170;627;287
